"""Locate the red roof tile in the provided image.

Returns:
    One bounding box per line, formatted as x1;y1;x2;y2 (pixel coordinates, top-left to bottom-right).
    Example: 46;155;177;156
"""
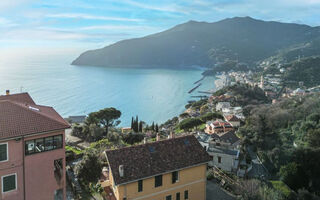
105;135;210;185
0;93;69;140
0;93;35;104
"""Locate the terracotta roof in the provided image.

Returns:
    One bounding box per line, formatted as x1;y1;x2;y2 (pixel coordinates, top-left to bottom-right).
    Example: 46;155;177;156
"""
0;93;35;104
0;93;70;140
105;135;210;185
225;115;240;122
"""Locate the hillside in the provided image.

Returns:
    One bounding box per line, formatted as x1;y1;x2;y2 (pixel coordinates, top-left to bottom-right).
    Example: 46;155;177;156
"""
263;37;320;64
72;17;320;68
283;56;320;88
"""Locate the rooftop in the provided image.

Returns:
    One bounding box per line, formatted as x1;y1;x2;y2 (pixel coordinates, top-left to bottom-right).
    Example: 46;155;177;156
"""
0;93;70;140
224;115;240;122
105;135;210;185
211;131;240;145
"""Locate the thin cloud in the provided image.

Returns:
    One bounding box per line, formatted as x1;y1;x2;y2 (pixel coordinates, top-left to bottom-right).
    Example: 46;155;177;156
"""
122;0;190;14
0;17;19;27
46;13;143;22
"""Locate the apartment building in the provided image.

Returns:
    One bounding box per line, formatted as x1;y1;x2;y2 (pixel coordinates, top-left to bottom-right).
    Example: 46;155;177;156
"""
103;135;210;200
0;92;70;200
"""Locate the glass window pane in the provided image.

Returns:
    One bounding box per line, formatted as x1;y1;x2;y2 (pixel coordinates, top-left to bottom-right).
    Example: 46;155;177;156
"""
155;175;162;187
2;174;16;192
53;135;62;149
45;137;54;151
35;138;44;153
25;140;35;155
0;144;7;161
54;188;63;200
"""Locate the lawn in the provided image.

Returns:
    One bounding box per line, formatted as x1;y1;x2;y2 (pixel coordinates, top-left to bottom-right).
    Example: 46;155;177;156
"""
270;180;292;197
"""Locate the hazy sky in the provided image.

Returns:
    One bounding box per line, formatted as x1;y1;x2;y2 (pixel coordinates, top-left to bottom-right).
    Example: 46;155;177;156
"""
1;0;320;53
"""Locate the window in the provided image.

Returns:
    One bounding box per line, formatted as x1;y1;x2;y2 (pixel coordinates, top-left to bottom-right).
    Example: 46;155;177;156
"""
2;174;17;193
53;135;62;149
45;137;54;151
166;195;172;200
138;180;143;192
176;192;180;200
184;190;188;200
54;159;63;182
25;135;63;155
0;143;8;162
25;140;35;155
35;138;44;153
54;188;63;200
154;175;162;187
218;156;222;163
172;171;179;184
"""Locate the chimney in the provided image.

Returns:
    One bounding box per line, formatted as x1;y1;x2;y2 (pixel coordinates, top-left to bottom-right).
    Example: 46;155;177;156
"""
156;133;160;141
119;165;124;177
169;132;175;139
143;137;147;144
5;90;10;95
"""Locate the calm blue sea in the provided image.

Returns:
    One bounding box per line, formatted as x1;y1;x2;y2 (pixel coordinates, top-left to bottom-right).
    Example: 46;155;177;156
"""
0;51;215;126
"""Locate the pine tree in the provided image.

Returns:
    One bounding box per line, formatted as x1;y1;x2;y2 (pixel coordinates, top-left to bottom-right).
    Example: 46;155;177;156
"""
151;122;155;131
155;124;159;133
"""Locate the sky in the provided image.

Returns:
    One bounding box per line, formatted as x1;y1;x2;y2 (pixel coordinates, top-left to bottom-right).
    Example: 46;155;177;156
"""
1;0;320;55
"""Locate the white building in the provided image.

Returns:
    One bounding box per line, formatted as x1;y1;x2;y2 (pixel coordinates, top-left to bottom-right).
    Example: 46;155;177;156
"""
197;132;240;173
216;102;231;111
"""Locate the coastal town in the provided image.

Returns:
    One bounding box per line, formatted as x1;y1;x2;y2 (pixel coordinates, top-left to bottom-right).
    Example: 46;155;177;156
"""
1;57;319;200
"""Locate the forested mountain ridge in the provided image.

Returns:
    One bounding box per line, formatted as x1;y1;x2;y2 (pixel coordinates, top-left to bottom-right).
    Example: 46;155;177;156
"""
72;17;320;68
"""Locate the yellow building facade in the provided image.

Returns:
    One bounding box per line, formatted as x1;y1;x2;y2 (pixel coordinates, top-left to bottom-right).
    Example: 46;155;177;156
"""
110;164;207;200
104;135;211;200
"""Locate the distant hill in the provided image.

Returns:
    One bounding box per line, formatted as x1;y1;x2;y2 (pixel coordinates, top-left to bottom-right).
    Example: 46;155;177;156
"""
72;17;320;68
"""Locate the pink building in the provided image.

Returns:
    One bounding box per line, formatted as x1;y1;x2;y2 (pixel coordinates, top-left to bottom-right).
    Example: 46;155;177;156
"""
0;92;70;200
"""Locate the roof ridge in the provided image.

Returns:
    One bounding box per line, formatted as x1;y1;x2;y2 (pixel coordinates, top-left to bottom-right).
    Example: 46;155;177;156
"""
5;101;69;127
105;135;192;152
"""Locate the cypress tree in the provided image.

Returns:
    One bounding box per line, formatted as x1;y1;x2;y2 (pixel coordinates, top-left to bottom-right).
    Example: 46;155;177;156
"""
155;124;159;132
131;117;134;129
151;122;155;131
139;121;143;133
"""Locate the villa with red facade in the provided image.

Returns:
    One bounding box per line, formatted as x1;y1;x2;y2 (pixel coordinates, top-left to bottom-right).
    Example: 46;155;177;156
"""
0;92;70;200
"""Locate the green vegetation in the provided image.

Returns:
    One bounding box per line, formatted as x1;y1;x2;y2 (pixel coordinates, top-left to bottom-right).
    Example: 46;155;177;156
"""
86;107;121;135
270;180;292;198
200;112;223;122
65;145;83;155
185;99;207;109
283;56;320;88
213;83;270;106
71;107;121;142
177;118;203;131
239;94;320;195
75;148;103;184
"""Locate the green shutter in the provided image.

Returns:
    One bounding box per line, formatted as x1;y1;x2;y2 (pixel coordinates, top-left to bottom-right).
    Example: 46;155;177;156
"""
0;144;7;161
3;174;16;192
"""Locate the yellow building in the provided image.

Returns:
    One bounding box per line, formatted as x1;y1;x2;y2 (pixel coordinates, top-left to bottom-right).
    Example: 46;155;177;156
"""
104;135;211;200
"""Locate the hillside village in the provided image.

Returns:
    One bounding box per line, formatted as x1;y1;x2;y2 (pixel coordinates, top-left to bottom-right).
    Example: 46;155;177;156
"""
63;64;320;199
1;65;320;200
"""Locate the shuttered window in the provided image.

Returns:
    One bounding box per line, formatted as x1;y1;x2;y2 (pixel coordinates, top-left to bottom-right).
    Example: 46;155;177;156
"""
2;174;16;193
0;143;8;161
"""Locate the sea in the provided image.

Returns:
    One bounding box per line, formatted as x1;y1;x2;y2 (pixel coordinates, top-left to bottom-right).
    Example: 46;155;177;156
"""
0;49;216;126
